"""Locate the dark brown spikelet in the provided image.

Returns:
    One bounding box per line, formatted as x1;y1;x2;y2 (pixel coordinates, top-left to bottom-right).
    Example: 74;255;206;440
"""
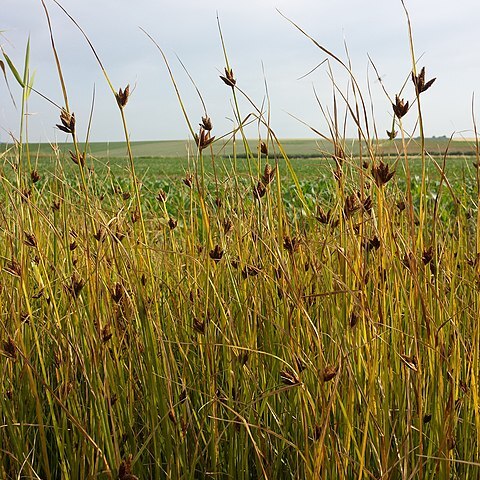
223;218;233;235
118;455;139;480
364;236;381;252
200;115;212;131
322;365;338;382
52;200;61;211
183;172;193;188
195;127;215;151
93;227;106;242
122;191;131;201
280;369;300;386
260;141;268;155
2;337;17;360
66;273;85;298
168;217;178;230
252;181;266;200
30;169;40;183
24;232;37;248
392;95;409;119
69;150;85;167
396;200;406;212
401;354;418;372
56;108;75;134
193;317;205;334
283;236;301;254
362;195;373;214
116;84;130;108
101;324;113;343
111;282;124;303
220;67;236;87
156;189;167;202
241;265;261;279
422;246;434;265
412;67;436;94
209;244;224;262
386;129;397;140
372;161;395;187
5;259;21;277
343;193;360;219
261;163;276;185
423;413;432;424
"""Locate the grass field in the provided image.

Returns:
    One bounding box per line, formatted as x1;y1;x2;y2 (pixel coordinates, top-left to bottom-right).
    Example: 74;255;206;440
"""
1;5;480;480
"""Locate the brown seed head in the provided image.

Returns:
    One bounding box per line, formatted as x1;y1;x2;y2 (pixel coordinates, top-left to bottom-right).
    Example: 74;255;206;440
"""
412;67;436;94
261;163;276;186
343;193;360;219
386;129;398;140
116;84;130;108
260;141;268;155
24;232;37;248
280;369;301;386
283;235;301;254
322;365;338;382
195;127;215;151
30;169;40;183
156;189;167;202
2;337;17;360
209;244;224;262
200;115;212;131
57;109;75;134
69;150;85;167
101;324;113;343
220;67;236;87
253;181;266;200
372;160;395;187
118;455;139;480
168;217;178;230
392;95;409;119
183;172;193;188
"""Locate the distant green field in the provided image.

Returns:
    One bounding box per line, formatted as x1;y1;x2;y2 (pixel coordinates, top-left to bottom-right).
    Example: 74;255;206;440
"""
1;136;478;160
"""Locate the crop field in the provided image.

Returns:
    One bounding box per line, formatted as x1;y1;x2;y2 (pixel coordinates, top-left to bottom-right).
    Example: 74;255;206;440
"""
1;4;480;480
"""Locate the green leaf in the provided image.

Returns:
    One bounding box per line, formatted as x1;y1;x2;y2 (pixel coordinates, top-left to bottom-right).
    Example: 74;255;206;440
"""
2;52;24;88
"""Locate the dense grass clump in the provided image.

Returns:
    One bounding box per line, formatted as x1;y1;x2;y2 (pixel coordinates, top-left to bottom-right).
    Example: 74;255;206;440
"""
1;3;480;479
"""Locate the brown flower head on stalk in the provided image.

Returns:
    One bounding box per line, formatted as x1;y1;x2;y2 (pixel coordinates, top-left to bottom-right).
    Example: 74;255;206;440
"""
252;181;266;200
116;84;130;108
280;369;301;386
118;455;139;480
183;172;193;188
260;141;268;155
392;95;409;119
209;244;224;262
372;161;395;187
200;115;212;131
343;193;360;219
24;232;37;248
283;235;301;254
156;189;167;202
30;169;40;183
322;365;338;382
56;108;75;134
69;150;85;167
168;217;178;230
261;163;276;186
195;126;215;151
386;129;398;140
220;67;236;87
2;337;17;360
412;67;436;94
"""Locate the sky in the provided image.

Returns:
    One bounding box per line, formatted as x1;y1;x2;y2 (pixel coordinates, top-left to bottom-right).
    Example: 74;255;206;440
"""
1;0;480;143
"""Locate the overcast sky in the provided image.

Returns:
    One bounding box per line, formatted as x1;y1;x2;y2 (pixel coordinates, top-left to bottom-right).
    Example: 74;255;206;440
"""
1;0;479;143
